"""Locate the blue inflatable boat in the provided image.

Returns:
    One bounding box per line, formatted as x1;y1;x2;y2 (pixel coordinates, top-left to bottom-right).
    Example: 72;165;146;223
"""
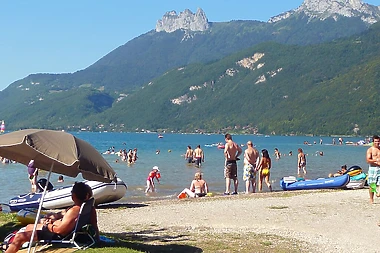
280;174;350;191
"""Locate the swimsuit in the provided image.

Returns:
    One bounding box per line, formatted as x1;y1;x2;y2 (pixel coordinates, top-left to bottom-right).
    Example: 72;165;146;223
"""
192;180;206;196
195;157;202;166
243;164;256;181
37;226;61;241
224;160;237;179
261;161;270;176
368;165;380;185
261;168;270;176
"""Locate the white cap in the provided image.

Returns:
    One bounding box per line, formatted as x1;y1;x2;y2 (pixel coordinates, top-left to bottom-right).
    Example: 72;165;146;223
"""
153;166;160;171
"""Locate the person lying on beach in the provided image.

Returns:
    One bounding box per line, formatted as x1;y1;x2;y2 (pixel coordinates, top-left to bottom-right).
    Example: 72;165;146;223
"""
328;165;347;177
177;172;208;198
4;182;99;253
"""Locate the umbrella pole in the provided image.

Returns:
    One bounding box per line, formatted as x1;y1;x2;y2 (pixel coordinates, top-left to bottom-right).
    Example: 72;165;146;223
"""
27;162;54;253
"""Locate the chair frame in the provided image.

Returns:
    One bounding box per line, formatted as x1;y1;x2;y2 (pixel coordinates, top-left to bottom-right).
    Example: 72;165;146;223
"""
34;197;96;251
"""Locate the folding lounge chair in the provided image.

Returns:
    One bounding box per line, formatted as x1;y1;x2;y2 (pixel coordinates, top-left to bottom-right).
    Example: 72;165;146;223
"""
35;197;96;251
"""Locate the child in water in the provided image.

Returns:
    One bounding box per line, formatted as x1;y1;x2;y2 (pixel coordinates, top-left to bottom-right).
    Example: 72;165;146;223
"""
145;166;161;193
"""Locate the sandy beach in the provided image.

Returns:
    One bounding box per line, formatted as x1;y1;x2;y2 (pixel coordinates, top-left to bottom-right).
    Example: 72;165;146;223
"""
97;189;380;253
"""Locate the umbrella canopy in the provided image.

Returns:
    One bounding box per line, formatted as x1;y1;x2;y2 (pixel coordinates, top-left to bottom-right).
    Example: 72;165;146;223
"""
0;129;116;183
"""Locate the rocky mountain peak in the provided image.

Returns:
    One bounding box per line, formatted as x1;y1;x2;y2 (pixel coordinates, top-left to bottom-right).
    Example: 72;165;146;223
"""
269;0;380;24
156;8;209;33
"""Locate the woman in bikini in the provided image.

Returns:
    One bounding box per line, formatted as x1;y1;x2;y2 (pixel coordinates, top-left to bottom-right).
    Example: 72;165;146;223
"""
257;149;272;192
177;172;209;198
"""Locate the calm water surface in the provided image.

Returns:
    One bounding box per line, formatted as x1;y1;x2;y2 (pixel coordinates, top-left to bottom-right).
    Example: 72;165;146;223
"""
0;132;369;204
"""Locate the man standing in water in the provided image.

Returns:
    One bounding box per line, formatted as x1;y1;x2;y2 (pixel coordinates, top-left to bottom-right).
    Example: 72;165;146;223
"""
193;145;204;168
366;135;380;204
297;148;307;176
185;145;194;164
224;133;242;195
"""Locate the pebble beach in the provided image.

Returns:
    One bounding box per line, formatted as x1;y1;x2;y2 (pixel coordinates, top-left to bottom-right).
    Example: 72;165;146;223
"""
97;188;380;253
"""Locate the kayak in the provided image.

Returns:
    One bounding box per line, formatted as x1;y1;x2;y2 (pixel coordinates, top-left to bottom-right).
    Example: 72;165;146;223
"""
280;174;350;191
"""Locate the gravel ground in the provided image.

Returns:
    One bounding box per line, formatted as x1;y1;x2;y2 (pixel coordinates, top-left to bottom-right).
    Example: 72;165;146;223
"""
97;189;380;253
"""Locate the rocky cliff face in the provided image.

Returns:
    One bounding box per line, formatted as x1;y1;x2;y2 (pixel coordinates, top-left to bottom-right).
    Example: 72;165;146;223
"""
269;0;380;24
156;8;209;33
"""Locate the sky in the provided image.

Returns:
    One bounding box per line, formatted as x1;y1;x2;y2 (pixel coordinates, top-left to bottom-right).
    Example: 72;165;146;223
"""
1;0;380;91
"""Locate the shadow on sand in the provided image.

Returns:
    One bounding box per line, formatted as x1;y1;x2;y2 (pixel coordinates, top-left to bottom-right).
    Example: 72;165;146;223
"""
96;202;148;209
98;227;202;253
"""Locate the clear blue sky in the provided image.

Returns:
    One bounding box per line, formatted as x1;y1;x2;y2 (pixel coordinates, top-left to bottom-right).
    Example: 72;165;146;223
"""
1;0;380;91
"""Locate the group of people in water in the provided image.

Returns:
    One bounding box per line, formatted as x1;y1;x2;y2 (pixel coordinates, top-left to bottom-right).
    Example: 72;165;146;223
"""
105;147;138;164
184;145;205;167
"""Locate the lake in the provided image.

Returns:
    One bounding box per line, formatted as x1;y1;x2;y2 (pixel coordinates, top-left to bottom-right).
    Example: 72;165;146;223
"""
0;132;369;205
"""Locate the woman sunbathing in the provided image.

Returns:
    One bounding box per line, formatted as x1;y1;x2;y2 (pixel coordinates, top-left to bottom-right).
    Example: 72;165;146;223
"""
329;165;347;177
177;172;208;198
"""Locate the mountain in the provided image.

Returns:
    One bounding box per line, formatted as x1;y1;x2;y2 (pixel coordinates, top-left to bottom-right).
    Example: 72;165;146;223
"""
90;22;380;136
68;0;380;91
269;0;380;24
155;8;209;33
1;0;380;135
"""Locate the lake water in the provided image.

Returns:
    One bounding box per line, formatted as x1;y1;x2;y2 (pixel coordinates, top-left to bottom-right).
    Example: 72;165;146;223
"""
0;132;369;205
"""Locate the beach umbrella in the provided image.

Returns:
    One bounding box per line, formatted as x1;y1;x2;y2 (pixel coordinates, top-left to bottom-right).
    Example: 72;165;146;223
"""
0;129;117;252
0;129;116;183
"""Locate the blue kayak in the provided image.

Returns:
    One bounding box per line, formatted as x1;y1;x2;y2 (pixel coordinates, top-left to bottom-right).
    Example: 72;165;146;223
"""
280;174;350;191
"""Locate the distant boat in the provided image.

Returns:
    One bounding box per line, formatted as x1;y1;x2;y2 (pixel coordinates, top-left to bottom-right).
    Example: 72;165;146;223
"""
158;134;163;138
0;120;5;133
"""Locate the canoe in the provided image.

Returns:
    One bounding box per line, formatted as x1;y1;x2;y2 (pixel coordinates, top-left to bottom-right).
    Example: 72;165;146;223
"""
280;174;350;191
8;178;127;212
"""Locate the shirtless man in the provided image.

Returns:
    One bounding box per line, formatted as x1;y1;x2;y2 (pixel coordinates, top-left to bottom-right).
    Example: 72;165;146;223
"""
297;148;307;176
193;145;204;167
5;182;99;253
224;133;242;195
366;135;380;204
185;145;194;163
243;141;259;193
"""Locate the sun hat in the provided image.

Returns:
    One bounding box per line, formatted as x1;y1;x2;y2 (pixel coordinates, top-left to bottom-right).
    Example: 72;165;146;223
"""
153;166;160;171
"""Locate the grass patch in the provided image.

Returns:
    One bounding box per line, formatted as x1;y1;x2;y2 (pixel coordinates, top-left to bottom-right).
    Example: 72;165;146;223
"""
0;210;313;253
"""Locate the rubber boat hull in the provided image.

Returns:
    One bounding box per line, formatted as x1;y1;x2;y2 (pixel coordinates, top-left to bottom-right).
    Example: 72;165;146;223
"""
8;178;127;212
280;174;350;191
